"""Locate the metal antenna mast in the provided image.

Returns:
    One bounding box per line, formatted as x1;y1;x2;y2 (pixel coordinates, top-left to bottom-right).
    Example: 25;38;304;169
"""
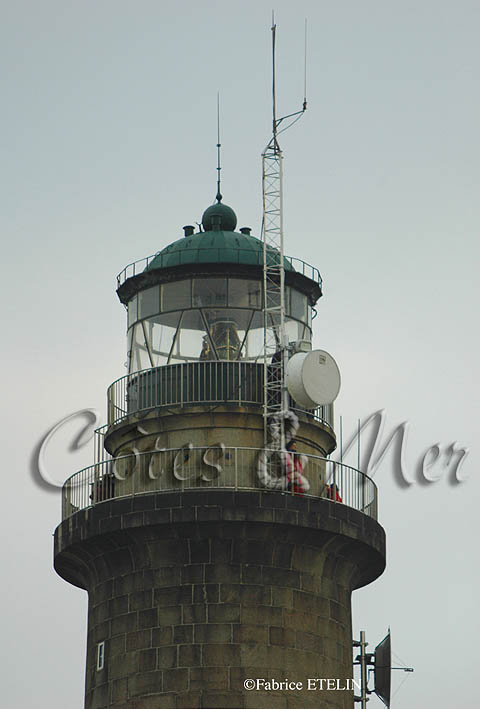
262;17;307;449
216;92;222;202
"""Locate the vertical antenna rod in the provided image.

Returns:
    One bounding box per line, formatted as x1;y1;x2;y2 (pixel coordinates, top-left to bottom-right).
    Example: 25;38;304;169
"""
216;92;222;202
271;13;278;151
304;18;308;108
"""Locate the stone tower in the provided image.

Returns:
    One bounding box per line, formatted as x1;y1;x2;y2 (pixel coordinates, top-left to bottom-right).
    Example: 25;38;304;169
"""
54;198;386;708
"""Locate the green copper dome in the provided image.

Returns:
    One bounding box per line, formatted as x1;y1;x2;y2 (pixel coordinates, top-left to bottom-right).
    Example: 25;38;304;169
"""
145;229;295;272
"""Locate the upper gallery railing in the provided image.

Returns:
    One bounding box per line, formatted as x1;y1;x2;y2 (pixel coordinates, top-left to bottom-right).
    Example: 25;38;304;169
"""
61;447;377;522
116;253;322;289
107;361;333;428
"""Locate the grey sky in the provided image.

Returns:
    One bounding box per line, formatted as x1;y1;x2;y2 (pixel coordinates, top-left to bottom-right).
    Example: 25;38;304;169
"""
2;1;479;707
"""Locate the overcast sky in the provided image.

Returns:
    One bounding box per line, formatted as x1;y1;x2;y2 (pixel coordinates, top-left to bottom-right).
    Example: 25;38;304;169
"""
2;1;479;707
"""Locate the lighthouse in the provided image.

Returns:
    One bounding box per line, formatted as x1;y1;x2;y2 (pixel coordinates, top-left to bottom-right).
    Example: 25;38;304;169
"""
54;186;386;708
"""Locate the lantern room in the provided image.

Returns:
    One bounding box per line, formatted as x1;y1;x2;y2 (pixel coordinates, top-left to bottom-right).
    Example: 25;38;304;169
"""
117;201;322;374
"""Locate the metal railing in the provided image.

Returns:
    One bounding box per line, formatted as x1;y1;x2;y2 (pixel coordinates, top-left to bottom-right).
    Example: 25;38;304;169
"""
116;252;322;289
61;447;377;521
107;361;333;428
94;424;111;465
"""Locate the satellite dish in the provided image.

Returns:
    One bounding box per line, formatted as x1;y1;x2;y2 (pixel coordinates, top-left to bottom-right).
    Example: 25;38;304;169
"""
374;631;391;707
286;349;341;408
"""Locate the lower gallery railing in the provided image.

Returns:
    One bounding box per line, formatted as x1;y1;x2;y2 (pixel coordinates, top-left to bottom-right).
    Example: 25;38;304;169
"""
62;447;377;521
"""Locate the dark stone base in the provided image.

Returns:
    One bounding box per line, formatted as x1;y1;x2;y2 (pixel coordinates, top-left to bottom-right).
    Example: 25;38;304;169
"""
54;491;385;709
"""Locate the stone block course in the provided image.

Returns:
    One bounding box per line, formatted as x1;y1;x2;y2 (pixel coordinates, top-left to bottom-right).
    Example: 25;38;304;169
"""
241;605;282;626
193;583;219;604
241;564;263;584
233;539;274;565
128;670;164;697
148;539;189;566
233;623;268;644
293;589;329;616
157;645;177;669
173;624;193;644
263;566;301;589
162;668;189;692
172;506;196;522
152;626;173;647
99;515;122;535
110;677;128;703
111;612;137;637
110;634;127;656
129;589;153;612
197;505;222;522
143;508;172;525
109;652;138;680
194;622;232;644
113;572;141;597
122;511;145;529
153;566;182;588
205;562;241;584
178;643;201;667
295;630;324;653
269;626;295;647
190;666;229;690
109;595;129;617
132;495;156;512
126;629;151;652
181;564;203;584
138;608;158;629
158;605;182;625
207;603;240;623
182;603;207;623
202;643;241;666
188;538;210;563
154;586;192;607
245;506;275;523
138;648;156;672
271;586;293;608
220;583;271;606
211;538;232;562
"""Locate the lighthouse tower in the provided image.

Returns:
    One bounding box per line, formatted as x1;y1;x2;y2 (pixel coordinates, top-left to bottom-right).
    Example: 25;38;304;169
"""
54;194;386;708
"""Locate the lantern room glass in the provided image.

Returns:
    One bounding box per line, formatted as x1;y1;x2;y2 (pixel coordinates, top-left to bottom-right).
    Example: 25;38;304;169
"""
126;277;312;373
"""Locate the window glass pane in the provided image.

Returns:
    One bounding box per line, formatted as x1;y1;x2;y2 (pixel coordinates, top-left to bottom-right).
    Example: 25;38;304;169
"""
162;280;191;312
148;312;182;364
285;318;304;344
291;289;307;322
299;325;312;342
193;278;227;307
129;322;150;372
176;309;207;361
228;279;262;308
138;286;160;319
285;318;311;343
244;311;269;360
127;296;137;328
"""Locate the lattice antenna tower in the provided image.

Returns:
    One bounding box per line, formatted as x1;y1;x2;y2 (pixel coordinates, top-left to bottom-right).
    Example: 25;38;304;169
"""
262;17;307;448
